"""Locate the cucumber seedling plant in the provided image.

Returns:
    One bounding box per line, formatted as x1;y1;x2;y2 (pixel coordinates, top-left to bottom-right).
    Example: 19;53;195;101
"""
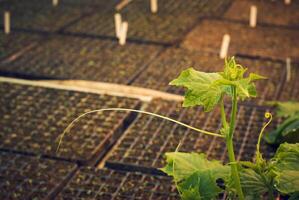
58;57;299;199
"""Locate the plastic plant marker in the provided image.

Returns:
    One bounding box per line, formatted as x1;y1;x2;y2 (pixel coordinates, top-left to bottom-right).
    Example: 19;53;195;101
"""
53;0;58;6
4;11;10;34
119;21;128;45
219;34;230;59
150;0;158;13
114;13;122;38
249;5;257;28
116;0;133;11
286;57;291;82
285;0;291;5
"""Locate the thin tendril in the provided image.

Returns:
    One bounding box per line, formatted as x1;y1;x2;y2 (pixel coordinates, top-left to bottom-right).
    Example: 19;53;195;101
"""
56;108;224;152
256;112;273;155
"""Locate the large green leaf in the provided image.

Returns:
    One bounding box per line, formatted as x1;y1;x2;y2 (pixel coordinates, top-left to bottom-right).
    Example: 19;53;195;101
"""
267;101;299;117
239;168;270;198
271;143;299;194
170;68;224;112
161;152;229;200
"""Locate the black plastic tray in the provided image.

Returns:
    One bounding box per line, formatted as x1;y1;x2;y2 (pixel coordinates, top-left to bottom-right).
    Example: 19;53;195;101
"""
62;0;231;45
0;81;141;165
0;0;94;32
0;151;77;200
105;99;278;174
55;167;179;200
182;19;299;62
0;35;163;83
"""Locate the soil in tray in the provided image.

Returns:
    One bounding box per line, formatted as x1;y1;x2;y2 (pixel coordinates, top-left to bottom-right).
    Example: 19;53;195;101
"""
279;64;299;101
182;19;299;62
0;0;93;32
132;47;285;103
0;32;42;61
0;35;162;83
0;82;140;164
56;167;179;200
106;99;279;172
224;0;299;28
0;151;76;200
63;0;231;44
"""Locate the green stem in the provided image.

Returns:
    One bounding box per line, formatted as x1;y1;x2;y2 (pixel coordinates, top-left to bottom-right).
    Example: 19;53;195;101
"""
227;86;245;200
220;97;228;129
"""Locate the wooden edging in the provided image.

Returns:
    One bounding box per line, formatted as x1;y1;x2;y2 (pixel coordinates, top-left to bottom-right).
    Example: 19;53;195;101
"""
0;77;183;102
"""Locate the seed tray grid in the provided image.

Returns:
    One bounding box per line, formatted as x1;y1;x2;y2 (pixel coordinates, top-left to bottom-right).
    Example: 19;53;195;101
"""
0;151;77;200
0;0;95;32
0;82;140;164
224;0;299;28
182;19;299;62
62;0;231;44
0;35;162;83
279;65;299;101
132;48;285;103
106;99;279;172
56;167;179;200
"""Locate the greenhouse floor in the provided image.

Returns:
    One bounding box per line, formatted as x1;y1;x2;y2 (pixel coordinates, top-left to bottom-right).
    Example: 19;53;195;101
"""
0;0;298;199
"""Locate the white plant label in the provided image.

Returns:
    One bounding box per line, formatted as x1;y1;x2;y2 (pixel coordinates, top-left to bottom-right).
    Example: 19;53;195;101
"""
114;13;122;38
285;0;291;5
150;0;158;13
249;5;257;28
53;0;58;6
119;22;128;45
286;57;291;82
4;11;10;34
219;34;230;59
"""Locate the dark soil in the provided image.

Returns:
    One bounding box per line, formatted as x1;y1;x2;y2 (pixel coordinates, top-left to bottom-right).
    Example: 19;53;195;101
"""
224;0;299;28
56;167;179;200
182;19;299;62
0;151;77;200
0;82;140;164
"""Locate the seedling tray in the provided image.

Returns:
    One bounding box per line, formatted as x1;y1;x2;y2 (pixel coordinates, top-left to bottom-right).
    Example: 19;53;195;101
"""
106;99;279;174
0;32;43;61
0;0;94;32
56;167;179;200
0;151;77;200
0;81;141;164
224;0;299;28
182;19;299;62
279;65;299;101
0;35;162;83
63;0;231;45
132;48;285;103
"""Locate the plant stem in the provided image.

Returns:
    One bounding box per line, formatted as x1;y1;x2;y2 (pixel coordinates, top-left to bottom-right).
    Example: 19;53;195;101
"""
227;86;245;200
220;97;228;129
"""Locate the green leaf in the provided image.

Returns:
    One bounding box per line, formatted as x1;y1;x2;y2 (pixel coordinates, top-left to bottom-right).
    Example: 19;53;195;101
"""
170;68;224;112
161;152;230;200
271;143;299;194
239;168;270;198
248;73;267;81
267;101;299;117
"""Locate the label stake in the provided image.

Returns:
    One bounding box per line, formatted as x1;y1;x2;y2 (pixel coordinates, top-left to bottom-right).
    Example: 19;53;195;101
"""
4;11;10;34
286;57;291;82
150;0;158;13
119;22;128;45
53;0;58;6
114;13;122;38
285;0;291;5
249;5;257;28
219;34;230;59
